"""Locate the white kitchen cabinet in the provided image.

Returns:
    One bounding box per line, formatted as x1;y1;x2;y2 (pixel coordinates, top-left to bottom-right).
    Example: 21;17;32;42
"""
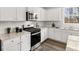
48;28;55;39
0;7;17;21
41;28;48;42
61;30;79;43
37;8;46;21
21;33;30;51
2;37;20;51
61;30;69;43
54;29;62;42
17;7;27;21
0;7;27;21
48;28;68;43
2;33;30;51
46;8;63;21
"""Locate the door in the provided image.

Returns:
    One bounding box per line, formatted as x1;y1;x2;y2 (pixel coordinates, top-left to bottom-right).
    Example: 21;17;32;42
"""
0;7;17;21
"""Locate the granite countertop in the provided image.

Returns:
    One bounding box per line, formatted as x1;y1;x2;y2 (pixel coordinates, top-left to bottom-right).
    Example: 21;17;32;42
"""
0;31;30;41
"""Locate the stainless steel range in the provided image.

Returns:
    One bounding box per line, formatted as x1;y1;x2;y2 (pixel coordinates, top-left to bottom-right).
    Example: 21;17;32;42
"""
23;27;41;50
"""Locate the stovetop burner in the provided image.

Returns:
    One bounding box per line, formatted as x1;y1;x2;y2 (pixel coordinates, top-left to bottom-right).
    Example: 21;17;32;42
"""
23;27;41;34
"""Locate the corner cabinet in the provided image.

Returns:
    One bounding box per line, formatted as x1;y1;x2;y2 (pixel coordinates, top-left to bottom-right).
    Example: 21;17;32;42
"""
0;7;27;21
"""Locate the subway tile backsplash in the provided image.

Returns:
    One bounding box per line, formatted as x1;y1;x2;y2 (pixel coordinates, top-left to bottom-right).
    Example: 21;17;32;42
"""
0;21;33;34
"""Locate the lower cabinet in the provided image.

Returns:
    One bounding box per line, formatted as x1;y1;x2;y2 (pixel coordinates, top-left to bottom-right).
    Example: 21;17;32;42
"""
48;28;79;43
54;29;62;42
2;33;30;51
20;34;30;51
41;28;48;42
48;28;55;39
48;28;69;43
2;37;20;51
61;30;69;43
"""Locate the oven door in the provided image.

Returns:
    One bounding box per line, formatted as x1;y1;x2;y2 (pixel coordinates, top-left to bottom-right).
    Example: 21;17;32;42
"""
31;32;41;47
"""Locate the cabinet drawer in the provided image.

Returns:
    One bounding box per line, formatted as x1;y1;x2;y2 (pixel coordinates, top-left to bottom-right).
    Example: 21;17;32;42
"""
2;37;20;47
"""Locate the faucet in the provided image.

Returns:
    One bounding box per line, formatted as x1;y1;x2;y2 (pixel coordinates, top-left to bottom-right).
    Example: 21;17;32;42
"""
36;22;39;28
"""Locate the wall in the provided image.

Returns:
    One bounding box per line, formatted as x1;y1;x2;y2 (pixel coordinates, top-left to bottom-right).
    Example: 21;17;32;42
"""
0;21;47;34
0;21;33;34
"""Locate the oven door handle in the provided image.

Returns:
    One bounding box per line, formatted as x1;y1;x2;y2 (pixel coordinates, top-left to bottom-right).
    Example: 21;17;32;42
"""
32;32;40;36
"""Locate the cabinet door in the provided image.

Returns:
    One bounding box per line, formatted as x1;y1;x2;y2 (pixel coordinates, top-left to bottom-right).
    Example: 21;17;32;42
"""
0;7;17;21
54;29;62;42
17;7;26;21
2;37;20;51
61;30;69;43
47;8;58;21
41;29;45;42
44;28;48;39
39;8;45;21
48;28;55;39
21;34;30;51
41;28;48;42
47;8;63;21
2;44;20;51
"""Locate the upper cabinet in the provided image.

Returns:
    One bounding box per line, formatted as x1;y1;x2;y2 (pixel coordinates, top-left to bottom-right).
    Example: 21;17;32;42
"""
46;8;63;21
0;7;27;21
38;8;46;21
0;7;17;21
17;7;27;21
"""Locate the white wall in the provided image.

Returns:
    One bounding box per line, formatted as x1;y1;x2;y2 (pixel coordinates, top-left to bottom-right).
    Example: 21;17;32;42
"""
0;21;47;34
0;21;33;34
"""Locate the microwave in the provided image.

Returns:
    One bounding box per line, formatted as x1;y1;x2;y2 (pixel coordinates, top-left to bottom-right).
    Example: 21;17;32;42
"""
26;12;38;21
26;12;34;21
